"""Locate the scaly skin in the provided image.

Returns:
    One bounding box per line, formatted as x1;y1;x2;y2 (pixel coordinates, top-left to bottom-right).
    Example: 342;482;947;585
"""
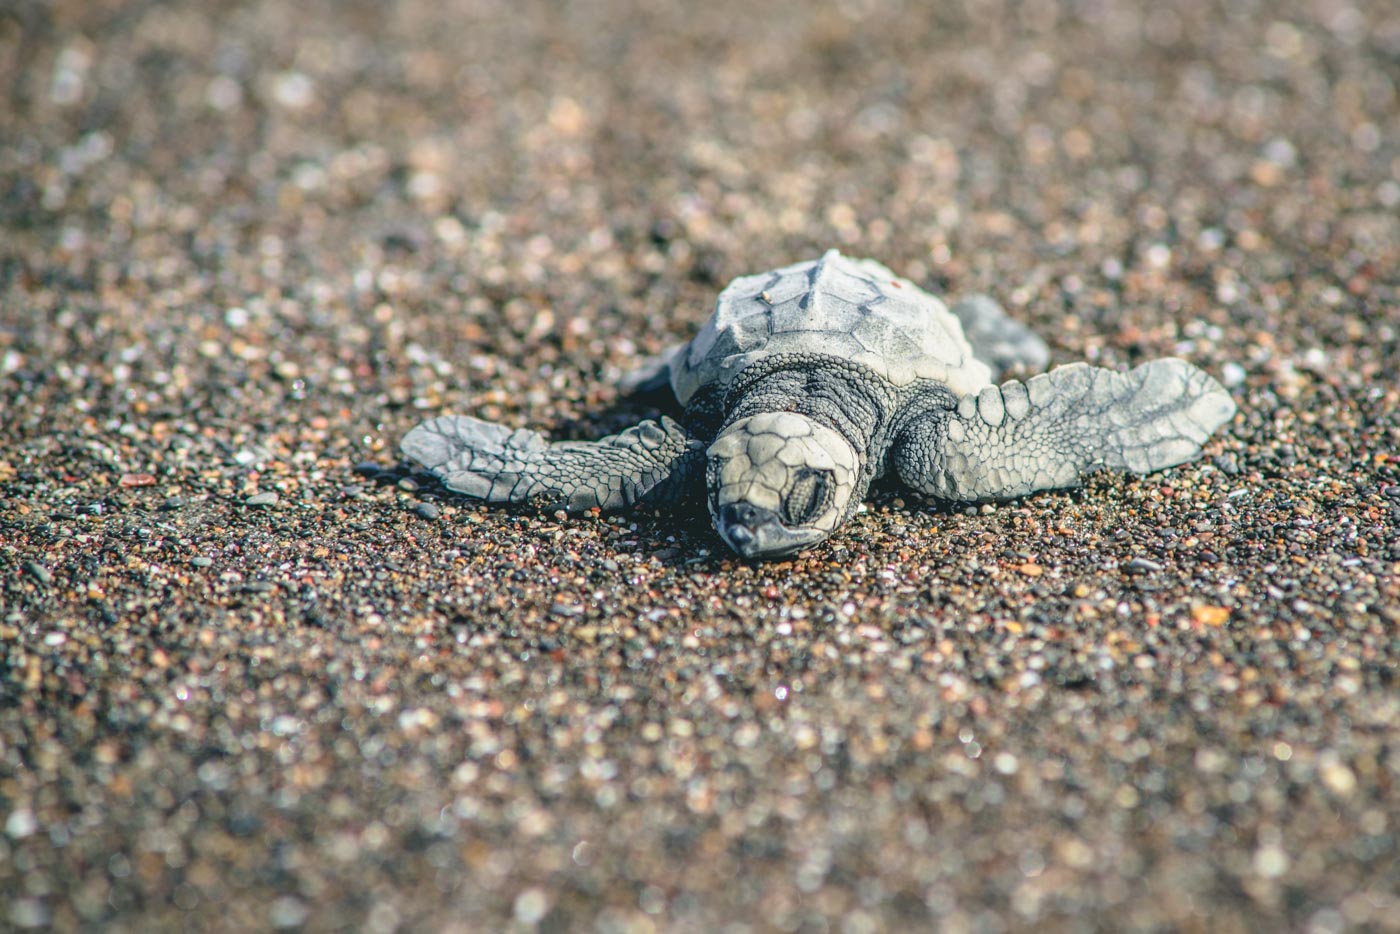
399;251;1236;559
400;415;704;513
892;359;1236;503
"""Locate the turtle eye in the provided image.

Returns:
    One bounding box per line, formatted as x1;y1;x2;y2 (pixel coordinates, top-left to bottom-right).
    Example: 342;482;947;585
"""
782;468;832;526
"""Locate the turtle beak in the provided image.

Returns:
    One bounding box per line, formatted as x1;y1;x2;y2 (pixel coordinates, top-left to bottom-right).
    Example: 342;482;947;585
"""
714;502;823;559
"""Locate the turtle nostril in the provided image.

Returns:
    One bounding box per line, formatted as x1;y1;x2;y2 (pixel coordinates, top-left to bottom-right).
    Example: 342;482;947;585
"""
724;524;754;546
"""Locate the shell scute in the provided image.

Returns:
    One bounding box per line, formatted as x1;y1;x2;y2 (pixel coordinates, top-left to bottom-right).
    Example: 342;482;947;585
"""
672;249;990;404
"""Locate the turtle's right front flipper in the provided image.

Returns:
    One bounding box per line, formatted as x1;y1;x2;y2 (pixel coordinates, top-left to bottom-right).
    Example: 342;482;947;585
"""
401;415;704;513
894;359;1235;502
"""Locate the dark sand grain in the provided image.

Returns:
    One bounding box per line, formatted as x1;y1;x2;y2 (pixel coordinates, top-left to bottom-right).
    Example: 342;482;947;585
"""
2;0;1398;930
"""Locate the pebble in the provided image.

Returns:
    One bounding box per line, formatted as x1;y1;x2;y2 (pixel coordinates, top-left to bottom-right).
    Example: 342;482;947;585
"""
269;896;309;929
412;502;441;520
23;562;52;585
1319;759;1357;797
1121;557;1164;575
1192;605;1231;627
1213;452;1241;475
189;556;213;568
4;808;37;839
245;492;279;507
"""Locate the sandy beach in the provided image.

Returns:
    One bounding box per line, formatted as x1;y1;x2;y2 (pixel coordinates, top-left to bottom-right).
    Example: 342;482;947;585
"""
2;0;1398;929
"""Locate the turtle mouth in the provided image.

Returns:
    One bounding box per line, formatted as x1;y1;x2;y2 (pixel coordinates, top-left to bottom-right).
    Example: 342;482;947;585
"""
714;502;825;559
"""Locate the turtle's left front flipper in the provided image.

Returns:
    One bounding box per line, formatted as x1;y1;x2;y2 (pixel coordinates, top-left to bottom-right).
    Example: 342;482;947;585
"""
894;359;1235;502
401;415;704;513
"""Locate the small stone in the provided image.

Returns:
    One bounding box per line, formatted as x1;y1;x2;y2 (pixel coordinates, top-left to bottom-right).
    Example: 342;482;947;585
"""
398;478;420;492
162;496;185;510
8;897;49;929
269;896;308;929
1320;759;1357;796
353;462;381;477
1121;557;1163;575
245;492;279;507
4;808;37;839
412;502;441;520
119;472;156;488
551;602;584;618
190;556;214;568
513;888;549;925
1193;605;1230;627
271;71;315;110
1253;845;1290;879
23;562;51;585
1016;562;1044;577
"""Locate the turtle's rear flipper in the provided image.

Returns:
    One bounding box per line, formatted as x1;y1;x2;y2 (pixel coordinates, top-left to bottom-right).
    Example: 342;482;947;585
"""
618;345;683;398
895;359;1235;502
950;294;1050;378
401;414;703;513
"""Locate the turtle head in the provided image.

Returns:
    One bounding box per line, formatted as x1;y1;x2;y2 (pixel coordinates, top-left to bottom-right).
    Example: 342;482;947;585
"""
705;413;859;559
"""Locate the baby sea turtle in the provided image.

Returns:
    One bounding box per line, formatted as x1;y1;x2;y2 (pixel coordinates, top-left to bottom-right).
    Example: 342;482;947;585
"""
402;250;1235;559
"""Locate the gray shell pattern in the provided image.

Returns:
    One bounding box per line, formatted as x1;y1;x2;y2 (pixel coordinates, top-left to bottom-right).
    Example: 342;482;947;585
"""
671;251;993;405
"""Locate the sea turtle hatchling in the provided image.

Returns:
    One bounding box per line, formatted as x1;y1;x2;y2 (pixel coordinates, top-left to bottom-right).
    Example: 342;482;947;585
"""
401;250;1236;559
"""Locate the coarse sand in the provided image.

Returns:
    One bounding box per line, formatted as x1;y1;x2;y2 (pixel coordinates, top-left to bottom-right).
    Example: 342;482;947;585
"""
2;0;1398;930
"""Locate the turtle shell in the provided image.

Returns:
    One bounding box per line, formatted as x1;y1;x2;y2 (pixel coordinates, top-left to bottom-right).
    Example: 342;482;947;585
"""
670;249;993;406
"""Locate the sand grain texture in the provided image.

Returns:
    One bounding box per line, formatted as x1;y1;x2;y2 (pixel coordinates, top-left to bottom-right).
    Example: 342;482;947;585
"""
2;0;1398;930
